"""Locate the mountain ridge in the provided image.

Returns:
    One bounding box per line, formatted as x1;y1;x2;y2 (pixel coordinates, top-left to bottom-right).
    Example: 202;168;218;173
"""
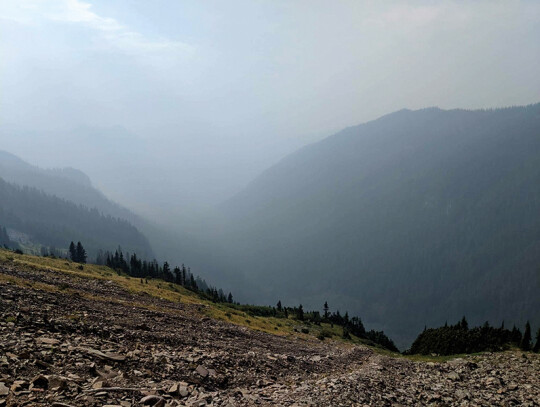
218;103;540;347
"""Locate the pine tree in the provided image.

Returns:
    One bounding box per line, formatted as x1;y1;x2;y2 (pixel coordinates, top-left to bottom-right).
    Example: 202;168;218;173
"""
190;274;197;290
342;327;351;340
511;325;522;345
181;264;187;286
276;300;282;312
521;321;532;351
163;261;172;281
297;304;304;321
323;301;329;319
173;266;181;285
76;242;87;264
69;241;76;261
460;316;469;330
227;292;233;303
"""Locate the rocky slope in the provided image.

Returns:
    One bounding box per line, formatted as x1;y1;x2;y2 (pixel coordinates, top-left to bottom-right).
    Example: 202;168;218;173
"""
0;257;539;406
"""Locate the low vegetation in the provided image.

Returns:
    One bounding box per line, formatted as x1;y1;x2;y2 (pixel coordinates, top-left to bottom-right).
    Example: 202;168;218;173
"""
2;245;538;356
0;247;397;351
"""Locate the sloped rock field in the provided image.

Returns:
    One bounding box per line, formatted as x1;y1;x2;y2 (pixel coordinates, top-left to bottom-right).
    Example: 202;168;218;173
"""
1;263;539;406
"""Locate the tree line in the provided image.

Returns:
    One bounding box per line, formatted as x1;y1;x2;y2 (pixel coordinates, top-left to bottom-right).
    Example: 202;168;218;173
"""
93;246;232;303
227;300;398;351
9;237;538;356
407;317;540;355
63;241;398;351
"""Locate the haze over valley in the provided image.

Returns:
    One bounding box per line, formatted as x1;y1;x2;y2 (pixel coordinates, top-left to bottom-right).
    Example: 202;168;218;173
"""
1;1;540;406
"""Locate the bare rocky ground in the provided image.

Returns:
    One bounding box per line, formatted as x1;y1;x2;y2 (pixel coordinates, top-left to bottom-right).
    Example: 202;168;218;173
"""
0;263;539;406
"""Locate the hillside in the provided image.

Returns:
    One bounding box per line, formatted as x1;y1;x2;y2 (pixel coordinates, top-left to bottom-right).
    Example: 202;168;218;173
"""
0;150;197;270
0;150;141;224
1;249;539;406
219;104;540;347
0;178;153;259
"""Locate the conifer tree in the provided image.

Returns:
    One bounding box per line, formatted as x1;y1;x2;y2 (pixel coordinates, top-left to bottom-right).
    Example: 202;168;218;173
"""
511;325;522;345
276;300;282;312
181;264;187;286
342;327;351;340
69;241;76;261
76;242;87;264
521;321;532;351
163;261;172;281
460;316;469;330
297;304;304;321
323;301;329;319
227;292;233;303
173;266;181;285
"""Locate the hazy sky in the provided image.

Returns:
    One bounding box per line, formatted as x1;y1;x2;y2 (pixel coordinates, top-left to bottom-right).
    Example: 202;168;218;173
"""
1;0;540;217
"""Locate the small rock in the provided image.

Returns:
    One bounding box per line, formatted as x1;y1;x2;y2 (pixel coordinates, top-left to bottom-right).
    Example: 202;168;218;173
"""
455;389;470;400
30;374;48;390
447;371;460;381
195;365;209;378
10;380;27;395
140;395;164;405
168;383;179;395
36;336;59;346
429;394;441;401
48;375;68;391
0;383;7;396
92;380;105;390
80;347;126;362
486;377;500;386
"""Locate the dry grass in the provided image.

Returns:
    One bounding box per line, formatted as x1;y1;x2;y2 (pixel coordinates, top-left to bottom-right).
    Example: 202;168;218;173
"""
0;248;402;353
0;248;309;337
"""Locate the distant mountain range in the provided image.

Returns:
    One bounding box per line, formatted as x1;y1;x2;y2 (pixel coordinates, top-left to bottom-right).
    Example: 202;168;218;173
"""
219;104;540;347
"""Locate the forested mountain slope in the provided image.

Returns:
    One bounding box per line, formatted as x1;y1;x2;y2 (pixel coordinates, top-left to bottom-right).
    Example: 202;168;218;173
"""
221;104;540;346
0;150;172;260
0;150;138;223
0;178;153;258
